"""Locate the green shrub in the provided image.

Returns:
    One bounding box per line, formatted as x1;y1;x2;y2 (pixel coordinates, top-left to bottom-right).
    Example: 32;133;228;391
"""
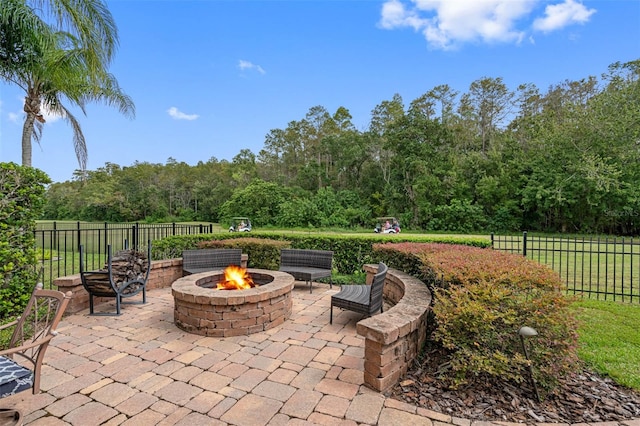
151;232;491;275
374;242;579;398
0;163;51;319
428;199;487;233
430;245;578;396
372;242;427;282
150;234;215;259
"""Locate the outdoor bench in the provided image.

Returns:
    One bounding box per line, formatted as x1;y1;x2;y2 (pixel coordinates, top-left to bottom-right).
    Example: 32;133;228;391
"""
182;248;242;275
279;248;333;293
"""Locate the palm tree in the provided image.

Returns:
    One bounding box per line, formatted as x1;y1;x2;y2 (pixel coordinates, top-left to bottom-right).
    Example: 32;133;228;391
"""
1;0;119;74
0;0;133;170
7;31;135;169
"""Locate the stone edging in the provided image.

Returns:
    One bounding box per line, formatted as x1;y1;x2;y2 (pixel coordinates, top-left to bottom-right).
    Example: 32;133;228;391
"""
357;264;432;393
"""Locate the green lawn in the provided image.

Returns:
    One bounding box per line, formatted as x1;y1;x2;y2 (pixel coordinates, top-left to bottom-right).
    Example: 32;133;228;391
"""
571;298;640;390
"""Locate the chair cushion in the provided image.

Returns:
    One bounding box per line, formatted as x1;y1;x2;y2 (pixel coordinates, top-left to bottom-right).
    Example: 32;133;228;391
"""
331;285;372;314
0;356;33;398
279;266;331;281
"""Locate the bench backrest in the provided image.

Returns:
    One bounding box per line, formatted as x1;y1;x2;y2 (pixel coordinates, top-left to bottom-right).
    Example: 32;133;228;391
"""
182;248;242;270
280;249;333;270
368;262;388;315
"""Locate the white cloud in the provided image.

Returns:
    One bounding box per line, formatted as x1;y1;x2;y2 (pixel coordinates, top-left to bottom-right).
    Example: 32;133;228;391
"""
533;0;596;32
8;112;21;123
380;0;426;31
379;0;596;50
167;107;199;121
5;101;61;124
41;104;62;123
238;60;266;75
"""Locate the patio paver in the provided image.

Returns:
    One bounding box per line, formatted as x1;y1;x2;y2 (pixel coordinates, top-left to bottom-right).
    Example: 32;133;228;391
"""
0;283;636;426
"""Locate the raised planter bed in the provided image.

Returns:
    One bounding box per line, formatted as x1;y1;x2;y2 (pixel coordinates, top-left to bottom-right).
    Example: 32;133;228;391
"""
357;264;432;393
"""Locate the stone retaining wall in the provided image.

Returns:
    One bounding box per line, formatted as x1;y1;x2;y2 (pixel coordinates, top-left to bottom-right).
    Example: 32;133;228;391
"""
357;264;432;393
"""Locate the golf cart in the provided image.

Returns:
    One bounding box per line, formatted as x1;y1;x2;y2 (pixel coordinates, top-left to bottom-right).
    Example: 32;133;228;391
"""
374;217;400;234
229;217;252;232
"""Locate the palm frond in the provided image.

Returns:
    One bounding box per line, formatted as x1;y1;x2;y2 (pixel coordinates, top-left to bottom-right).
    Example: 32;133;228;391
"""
30;0;118;69
58;104;87;171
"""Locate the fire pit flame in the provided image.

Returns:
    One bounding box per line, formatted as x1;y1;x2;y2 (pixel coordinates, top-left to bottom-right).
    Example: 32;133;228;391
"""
217;265;258;290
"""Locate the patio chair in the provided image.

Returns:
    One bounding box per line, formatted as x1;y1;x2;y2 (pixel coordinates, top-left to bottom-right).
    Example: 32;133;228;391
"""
182;248;243;275
0;283;71;399
330;262;388;324
279;249;333;293
0;408;22;425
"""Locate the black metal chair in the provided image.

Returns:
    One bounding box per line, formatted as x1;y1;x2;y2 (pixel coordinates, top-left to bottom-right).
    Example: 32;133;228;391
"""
330;262;388;324
79;242;151;316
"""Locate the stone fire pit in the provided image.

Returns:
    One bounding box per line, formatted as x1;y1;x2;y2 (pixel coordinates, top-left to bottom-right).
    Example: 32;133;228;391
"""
171;269;295;337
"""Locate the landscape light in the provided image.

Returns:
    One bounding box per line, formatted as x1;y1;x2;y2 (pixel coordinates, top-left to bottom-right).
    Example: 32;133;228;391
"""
518;326;541;402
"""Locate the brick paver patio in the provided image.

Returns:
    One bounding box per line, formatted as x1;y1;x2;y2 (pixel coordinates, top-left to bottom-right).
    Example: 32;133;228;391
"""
2;283;639;426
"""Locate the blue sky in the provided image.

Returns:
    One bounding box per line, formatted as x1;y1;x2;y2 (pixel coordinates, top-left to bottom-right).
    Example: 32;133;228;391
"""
1;0;639;183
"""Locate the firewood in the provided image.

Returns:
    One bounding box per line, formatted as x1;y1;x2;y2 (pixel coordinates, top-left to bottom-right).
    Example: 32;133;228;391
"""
83;249;149;294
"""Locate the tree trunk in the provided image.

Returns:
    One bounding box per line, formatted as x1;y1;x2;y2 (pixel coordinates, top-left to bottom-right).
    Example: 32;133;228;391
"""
21;114;36;167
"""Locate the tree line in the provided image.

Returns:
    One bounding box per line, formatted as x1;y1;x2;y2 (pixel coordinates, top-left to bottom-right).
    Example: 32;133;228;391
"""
44;59;640;235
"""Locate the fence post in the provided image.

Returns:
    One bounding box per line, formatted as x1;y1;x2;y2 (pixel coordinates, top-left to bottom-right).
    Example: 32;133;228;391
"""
53;221;57;253
133;223;139;249
77;221;81;251
490;233;494;248
523;231;528;257
104;222;108;253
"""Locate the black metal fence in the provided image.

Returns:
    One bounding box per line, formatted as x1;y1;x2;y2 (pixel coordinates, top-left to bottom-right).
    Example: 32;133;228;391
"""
35;222;214;288
492;232;640;303
36;224;640;303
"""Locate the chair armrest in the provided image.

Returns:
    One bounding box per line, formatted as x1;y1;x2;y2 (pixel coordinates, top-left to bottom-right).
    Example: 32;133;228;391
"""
0;320;18;332
0;334;54;357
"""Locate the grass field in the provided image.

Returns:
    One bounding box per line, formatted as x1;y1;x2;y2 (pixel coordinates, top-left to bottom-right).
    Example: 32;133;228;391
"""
571;298;640;390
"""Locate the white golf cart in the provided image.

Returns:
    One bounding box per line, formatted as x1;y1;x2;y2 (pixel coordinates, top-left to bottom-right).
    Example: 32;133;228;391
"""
229;217;252;232
373;217;401;234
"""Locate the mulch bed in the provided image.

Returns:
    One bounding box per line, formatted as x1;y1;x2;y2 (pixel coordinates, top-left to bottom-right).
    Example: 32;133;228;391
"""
387;345;640;424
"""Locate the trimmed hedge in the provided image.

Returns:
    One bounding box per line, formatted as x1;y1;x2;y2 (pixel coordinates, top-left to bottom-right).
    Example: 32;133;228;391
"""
373;242;578;397
151;232;490;275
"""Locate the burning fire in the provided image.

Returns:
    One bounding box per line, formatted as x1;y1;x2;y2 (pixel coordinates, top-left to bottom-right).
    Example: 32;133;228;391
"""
217;265;258;290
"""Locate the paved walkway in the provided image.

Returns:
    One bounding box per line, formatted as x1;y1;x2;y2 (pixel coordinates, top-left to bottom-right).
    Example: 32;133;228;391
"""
2;284;639;426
